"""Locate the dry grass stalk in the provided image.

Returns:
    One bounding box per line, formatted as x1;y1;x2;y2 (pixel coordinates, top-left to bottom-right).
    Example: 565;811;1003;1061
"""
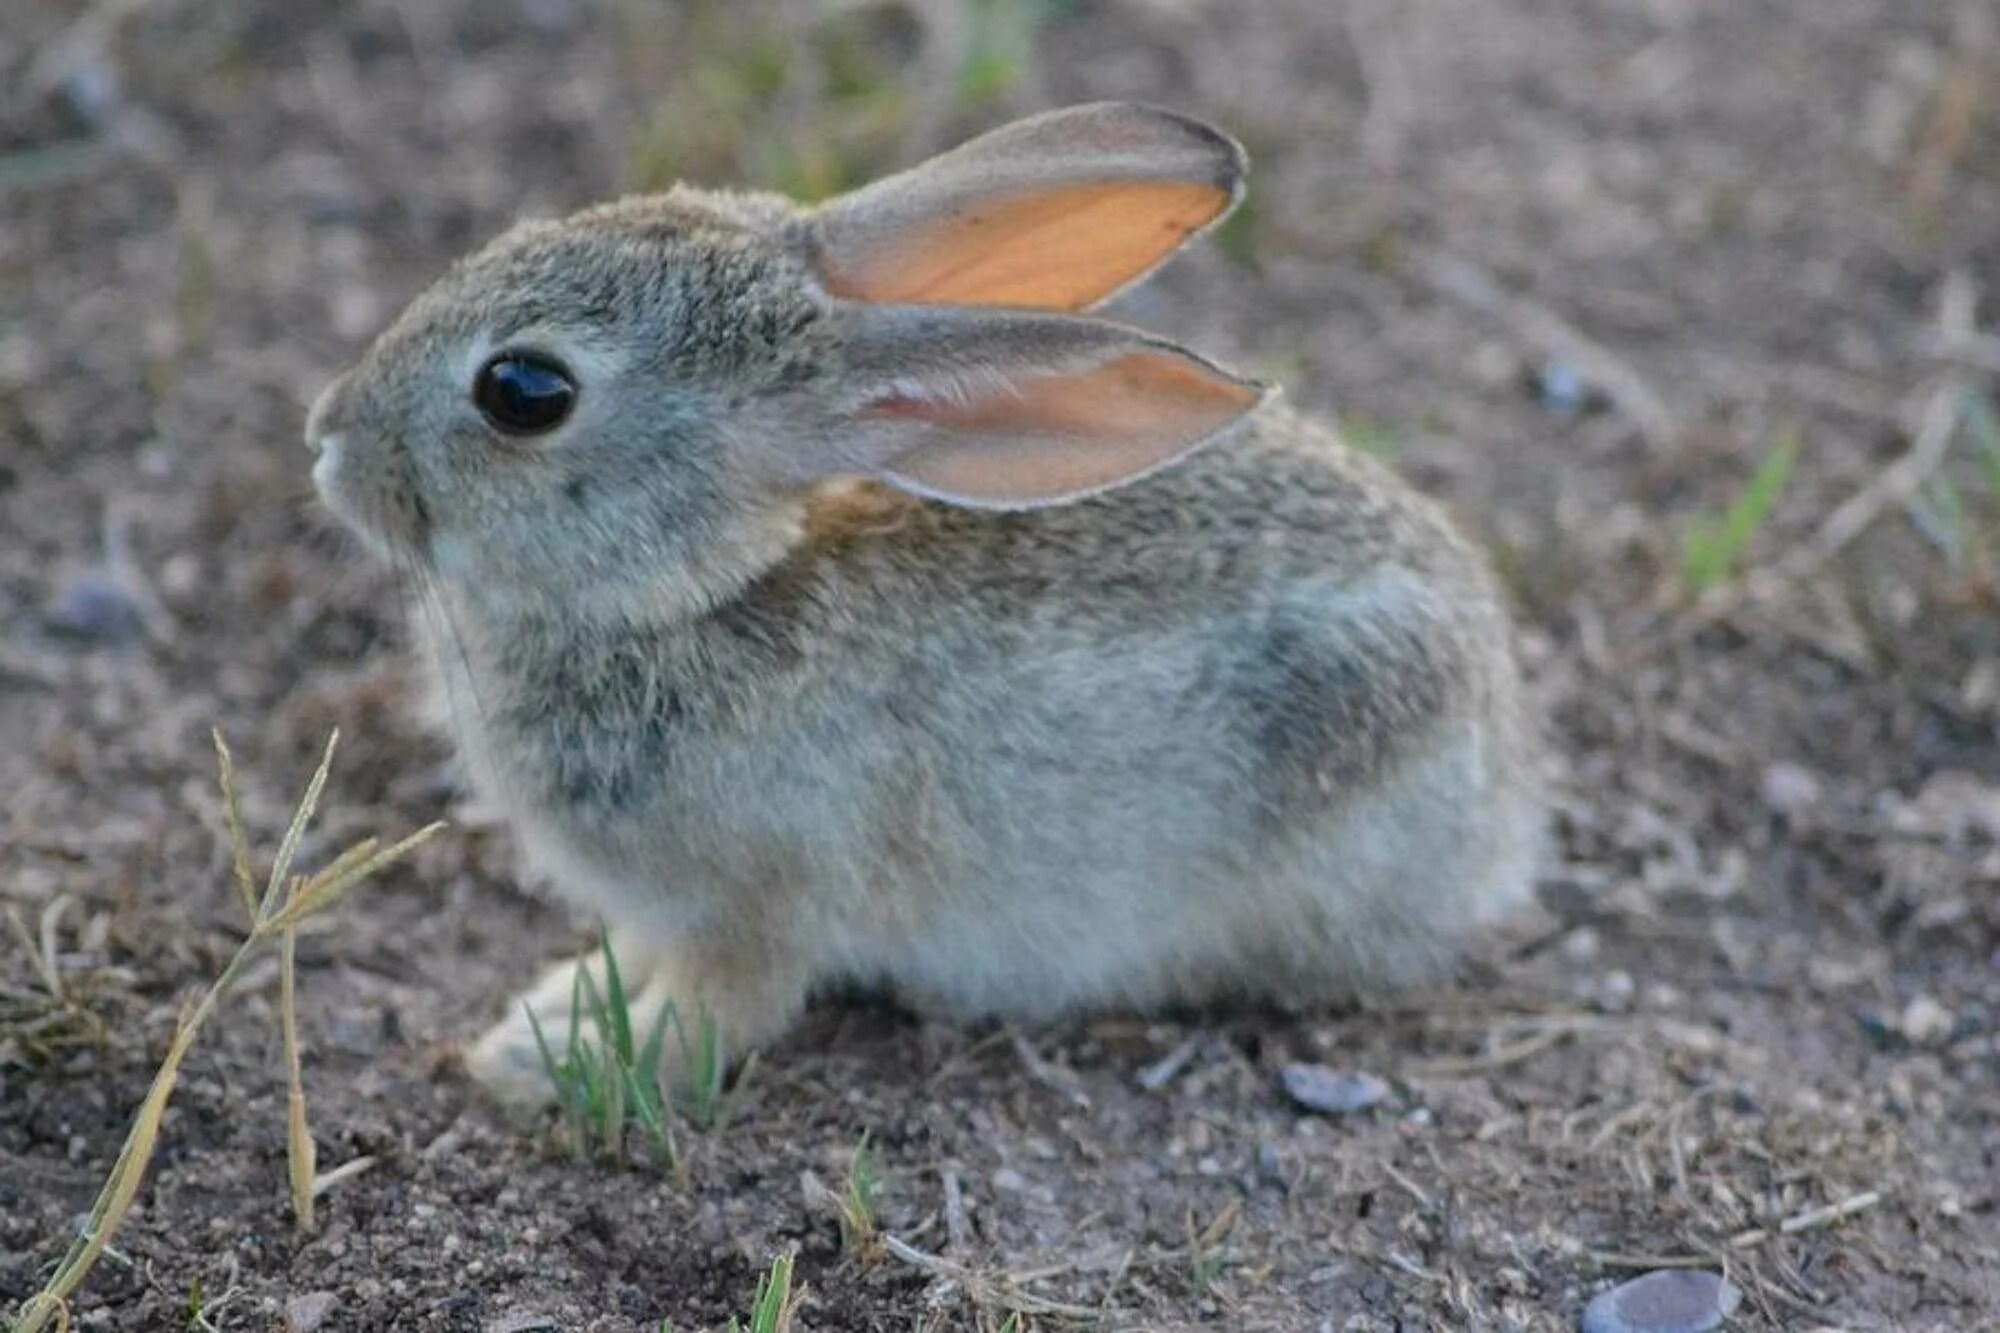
881;1234;1102;1320
10;729;442;1333
1728;1190;1884;1249
280;873;316;1233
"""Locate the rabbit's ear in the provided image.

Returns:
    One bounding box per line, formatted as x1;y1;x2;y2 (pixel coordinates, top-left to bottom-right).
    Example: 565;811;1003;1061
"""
795;306;1268;510
804;103;1245;311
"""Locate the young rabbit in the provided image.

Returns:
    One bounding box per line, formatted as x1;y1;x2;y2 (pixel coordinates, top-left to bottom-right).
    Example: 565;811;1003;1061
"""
307;103;1542;1105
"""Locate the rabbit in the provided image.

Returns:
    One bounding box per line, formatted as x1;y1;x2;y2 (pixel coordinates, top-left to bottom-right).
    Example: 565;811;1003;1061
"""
306;103;1543;1106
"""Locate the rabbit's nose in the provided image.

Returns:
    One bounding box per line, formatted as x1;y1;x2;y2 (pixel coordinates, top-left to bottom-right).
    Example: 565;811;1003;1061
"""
304;373;352;452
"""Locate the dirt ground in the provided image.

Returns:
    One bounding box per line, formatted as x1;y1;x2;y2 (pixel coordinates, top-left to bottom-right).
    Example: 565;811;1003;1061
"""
4;1;2000;1328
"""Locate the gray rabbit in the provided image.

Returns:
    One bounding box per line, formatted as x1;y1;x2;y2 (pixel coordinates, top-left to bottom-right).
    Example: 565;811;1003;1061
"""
307;104;1543;1104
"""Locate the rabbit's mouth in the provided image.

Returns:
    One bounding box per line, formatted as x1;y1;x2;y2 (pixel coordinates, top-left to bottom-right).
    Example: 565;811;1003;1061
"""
305;371;437;559
310;431;432;561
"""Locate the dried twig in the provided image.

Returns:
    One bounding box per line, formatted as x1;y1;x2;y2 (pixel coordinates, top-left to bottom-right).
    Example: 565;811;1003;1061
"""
1010;1033;1090;1109
309;1154;378;1199
6;899;70;1002
881;1234;1101;1320
941;1167;971;1254
1381;1162;1433;1210
1134;1034;1203;1091
1587;1250;1714;1270
1405;1021;1581;1077
1728;1191;1883;1249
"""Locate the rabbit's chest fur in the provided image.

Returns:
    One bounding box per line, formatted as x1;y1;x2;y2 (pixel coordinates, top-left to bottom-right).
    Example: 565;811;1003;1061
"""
422;418;1537;1011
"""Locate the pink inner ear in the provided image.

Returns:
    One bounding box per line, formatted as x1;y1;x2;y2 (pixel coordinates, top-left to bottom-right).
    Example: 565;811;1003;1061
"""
818;179;1236;311
865;351;1263;507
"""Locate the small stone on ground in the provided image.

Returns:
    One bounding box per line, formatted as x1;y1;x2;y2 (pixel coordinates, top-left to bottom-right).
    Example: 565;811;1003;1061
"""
1279;1064;1389;1114
1580;1269;1741;1333
283;1292;337;1333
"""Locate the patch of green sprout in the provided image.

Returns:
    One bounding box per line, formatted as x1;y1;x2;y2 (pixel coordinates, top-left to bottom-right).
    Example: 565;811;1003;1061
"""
1184;1199;1241;1291
958;0;1038;104
673;994;731;1133
525;934;731;1176
1682;426;1801;591
525;934;677;1174
730;1253;801;1333
1338;412;1407;458
839;1131;884;1255
661;1252;801;1333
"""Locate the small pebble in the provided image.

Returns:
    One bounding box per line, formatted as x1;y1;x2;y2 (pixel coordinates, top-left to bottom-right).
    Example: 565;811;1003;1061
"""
284;1292;337;1333
1759;761;1822;817
44;572;139;643
1279;1064;1389;1115
1596;970;1636;1012
1900;994;1954;1047
1538;359;1588;414
1561;926;1602;963
1580;1269;1740;1333
57;58;122;130
159;552;202;599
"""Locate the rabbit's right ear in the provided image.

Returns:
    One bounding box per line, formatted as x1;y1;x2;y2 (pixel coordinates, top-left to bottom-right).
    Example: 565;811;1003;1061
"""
768;305;1268;510
803;103;1245;312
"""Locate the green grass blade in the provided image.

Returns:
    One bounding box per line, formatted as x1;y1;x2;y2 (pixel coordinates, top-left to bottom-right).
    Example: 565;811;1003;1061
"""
598;932;634;1065
524;1002;587;1160
749;1252;795;1333
1683;428;1800;590
636;995;673;1092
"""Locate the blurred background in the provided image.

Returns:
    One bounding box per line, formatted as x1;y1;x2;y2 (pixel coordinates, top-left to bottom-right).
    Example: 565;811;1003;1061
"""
4;2;1999;1328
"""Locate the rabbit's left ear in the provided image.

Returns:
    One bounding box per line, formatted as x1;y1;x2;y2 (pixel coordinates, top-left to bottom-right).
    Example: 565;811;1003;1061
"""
772;305;1269;510
803;103;1245;312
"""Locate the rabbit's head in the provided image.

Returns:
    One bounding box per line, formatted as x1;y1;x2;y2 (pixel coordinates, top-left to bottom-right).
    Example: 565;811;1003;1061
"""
308;103;1268;620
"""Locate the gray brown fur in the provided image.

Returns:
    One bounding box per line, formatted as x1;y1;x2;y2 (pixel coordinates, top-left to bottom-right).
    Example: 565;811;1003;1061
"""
306;104;1543;1102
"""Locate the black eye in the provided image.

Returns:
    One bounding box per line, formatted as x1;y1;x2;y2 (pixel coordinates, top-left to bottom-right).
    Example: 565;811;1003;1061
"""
473;352;576;435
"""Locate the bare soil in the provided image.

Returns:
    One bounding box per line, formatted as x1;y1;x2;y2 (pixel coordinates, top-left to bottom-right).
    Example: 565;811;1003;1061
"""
4;1;1999;1329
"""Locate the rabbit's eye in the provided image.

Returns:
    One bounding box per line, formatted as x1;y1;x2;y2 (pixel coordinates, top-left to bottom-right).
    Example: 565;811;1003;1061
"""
473;353;576;435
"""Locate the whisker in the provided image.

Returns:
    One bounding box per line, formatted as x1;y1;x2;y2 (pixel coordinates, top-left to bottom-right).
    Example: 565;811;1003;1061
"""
413;555;494;741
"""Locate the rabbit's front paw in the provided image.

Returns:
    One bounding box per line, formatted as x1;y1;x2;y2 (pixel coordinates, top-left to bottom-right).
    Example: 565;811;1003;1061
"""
464;1002;569;1110
461;940;667;1110
461;942;805;1110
